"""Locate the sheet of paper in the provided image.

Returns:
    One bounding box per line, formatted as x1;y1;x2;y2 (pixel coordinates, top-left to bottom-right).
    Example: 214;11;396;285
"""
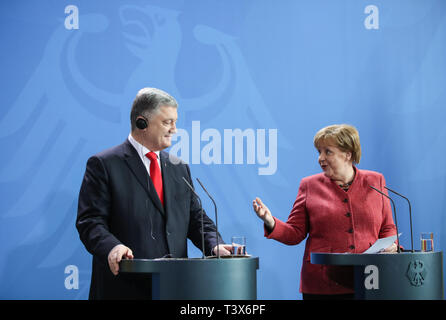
363;234;401;254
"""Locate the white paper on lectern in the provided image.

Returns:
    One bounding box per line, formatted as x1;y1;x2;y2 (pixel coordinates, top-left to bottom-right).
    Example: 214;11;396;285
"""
362;234;401;254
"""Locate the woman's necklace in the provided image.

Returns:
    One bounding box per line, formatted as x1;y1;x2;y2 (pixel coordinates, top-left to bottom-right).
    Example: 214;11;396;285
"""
338;169;356;190
339;180;353;190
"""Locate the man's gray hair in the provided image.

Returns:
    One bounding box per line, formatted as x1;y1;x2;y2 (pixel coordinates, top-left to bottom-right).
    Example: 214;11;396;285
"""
130;87;178;131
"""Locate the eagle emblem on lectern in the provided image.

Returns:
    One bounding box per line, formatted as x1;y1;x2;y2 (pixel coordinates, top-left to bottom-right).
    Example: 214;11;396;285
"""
406;260;427;287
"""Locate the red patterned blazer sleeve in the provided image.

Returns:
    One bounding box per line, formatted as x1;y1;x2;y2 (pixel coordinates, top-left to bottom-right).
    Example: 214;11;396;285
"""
265;179;309;245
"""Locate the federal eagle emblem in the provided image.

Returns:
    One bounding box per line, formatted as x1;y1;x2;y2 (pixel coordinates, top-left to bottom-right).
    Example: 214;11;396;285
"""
406;260;427;287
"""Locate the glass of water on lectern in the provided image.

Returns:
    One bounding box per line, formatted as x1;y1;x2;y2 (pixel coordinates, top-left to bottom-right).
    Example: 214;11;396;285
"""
420;232;434;252
231;236;246;256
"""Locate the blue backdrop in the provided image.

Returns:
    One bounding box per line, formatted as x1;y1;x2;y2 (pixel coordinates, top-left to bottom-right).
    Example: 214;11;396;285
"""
1;0;445;300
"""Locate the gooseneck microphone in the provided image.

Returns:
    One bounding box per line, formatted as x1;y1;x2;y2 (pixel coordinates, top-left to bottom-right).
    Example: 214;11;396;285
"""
385;186;414;253
369;186;401;253
196;178;220;259
182;177;205;259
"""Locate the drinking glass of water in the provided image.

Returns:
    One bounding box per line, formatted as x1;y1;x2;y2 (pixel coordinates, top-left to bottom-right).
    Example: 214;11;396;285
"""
420;232;434;252
231;236;246;256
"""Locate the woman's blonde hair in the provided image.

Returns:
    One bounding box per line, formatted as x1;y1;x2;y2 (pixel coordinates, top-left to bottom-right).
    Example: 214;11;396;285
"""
313;124;361;164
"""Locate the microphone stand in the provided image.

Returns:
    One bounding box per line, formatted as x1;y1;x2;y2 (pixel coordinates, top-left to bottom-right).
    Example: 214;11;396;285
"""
385;186;414;253
182;177;205;259
369;186;401;253
196;178;220;259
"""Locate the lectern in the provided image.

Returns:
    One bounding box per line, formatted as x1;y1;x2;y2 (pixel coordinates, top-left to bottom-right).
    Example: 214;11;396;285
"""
311;251;443;299
120;256;259;300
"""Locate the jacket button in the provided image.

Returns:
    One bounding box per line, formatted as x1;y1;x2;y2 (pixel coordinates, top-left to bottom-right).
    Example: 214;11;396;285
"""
350;245;355;250
345;212;351;217
348;228;353;233
343;198;348;203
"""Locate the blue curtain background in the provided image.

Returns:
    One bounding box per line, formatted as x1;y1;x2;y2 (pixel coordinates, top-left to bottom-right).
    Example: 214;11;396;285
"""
1;0;445;299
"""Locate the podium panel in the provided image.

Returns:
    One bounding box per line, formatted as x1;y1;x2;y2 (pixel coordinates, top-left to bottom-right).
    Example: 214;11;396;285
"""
120;257;259;300
311;251;443;300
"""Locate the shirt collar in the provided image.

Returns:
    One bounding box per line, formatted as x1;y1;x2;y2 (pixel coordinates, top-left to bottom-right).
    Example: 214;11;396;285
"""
128;133;160;159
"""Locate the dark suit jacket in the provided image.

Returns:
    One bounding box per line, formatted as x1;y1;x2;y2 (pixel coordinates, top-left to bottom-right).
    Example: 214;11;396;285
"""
76;140;222;299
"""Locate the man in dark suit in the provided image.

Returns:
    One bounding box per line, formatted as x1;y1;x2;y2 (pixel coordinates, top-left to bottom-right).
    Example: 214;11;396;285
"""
76;87;232;299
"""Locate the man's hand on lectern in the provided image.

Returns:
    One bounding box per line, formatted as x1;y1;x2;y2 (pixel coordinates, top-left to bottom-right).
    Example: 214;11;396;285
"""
212;244;232;256
108;244;134;275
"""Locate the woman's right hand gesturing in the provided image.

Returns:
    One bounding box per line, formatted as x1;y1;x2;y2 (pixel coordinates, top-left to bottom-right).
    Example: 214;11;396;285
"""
252;197;275;231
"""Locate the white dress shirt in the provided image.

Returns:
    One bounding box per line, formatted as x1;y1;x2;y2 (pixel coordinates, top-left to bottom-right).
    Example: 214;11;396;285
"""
127;133;161;176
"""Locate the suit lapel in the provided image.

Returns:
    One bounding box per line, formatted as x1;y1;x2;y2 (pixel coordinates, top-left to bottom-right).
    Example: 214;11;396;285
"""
122;140;165;216
160;151;177;218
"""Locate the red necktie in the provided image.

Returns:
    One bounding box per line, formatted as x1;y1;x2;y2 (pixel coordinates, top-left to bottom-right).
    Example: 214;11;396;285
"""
146;152;163;206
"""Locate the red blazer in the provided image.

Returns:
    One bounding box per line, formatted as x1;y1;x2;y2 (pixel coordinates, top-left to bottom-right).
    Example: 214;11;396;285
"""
266;168;397;295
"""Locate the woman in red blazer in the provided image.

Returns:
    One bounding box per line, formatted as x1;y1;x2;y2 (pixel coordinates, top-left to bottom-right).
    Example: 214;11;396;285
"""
253;124;397;300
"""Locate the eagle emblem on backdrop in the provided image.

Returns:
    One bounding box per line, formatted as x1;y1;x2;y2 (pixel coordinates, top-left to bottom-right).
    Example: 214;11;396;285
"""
0;2;291;297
